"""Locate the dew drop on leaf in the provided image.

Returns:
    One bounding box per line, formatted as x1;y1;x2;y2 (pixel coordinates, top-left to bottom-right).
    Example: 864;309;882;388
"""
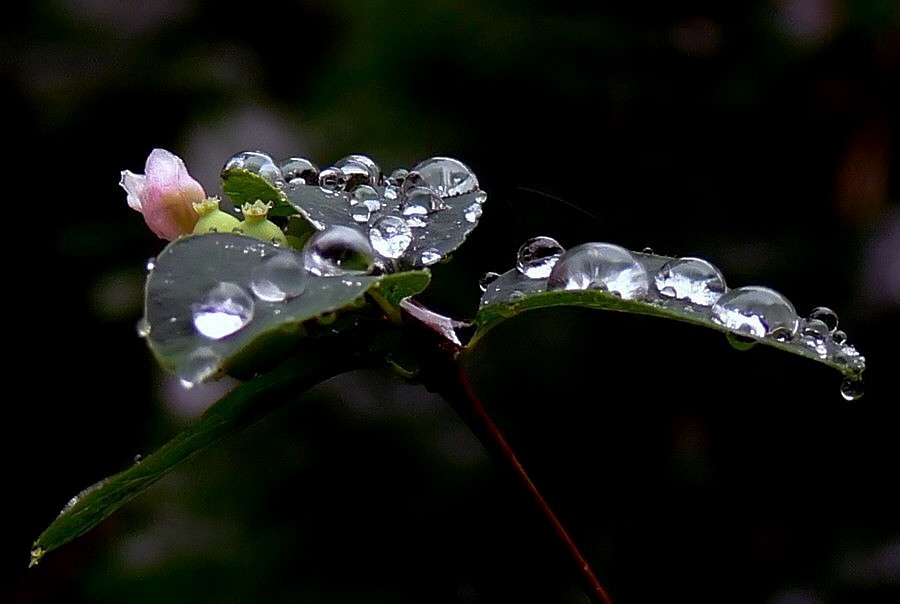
516;236;565;279
279;157;319;185
302;225;375;276
809;306;839;332
318;167;347;192
250;253;308;302
412;156;479;197
711;286;798;341
224;151;285;188
654;257;726;306
335;154;381;190
420;247;442;266
369;215;412;259
191;282;255;339
479;271;501;292
546;242;649;299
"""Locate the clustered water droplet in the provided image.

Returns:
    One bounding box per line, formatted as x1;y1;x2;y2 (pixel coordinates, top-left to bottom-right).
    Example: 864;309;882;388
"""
546;242;649;299
369;215;412;259
654;257;726;306
711;286;798;341
516;236;565;279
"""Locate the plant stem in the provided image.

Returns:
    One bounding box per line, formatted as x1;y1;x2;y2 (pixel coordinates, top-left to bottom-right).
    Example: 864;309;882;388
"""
442;364;614;604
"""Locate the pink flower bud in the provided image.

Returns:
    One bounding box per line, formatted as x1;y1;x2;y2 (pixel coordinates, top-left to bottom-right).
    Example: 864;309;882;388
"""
120;148;205;240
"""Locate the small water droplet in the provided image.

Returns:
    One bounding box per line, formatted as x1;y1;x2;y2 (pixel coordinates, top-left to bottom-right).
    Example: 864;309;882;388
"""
516;236;565;279
412;157;479;197
386;168;409;185
508;290;526;302
176;347;222;388
546;242;649;299
250;253;308;302
808;306;838;332
133;454;143;464
711;286;799;340
641;247;655;254
832;329;848;345
279;157;319;185
654;257;726;306
839;376;864;401
145;257;156;272
192;282;255;339
318;166;347;192
464;202;483;223
802;318;830;338
303;225;375;276
335;154;381;190
29;547;44;568
369;215;412;259
479;271;501;292
726;332;757;351
474;191;487;204
223;150;285;188
800;334;829;358
420;247;442;266
402;186;445;213
135;317;151;338
349;185;381;222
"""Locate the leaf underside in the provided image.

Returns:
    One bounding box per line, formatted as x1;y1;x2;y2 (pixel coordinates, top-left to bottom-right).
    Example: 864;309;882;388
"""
471;251;865;379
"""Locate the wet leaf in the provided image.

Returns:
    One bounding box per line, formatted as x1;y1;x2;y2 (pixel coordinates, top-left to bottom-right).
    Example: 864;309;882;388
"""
471;247;866;380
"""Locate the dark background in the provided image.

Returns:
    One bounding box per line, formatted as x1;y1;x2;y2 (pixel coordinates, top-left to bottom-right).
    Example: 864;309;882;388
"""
1;1;898;602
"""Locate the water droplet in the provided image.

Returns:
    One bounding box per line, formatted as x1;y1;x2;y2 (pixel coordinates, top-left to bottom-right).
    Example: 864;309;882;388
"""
250;253;308;302
29;547;44;568
177;347;222;388
369;215;413;259
654;257;726;306
464;202;483;223
479;271;500;292
192;282;255;339
303;225;375;276
832;329;848;345
145;257;156;272
516;236;565;279
840;376;864;401
546;242;649;299
508;290;526;302
279;157;319;185
726;332;757;351
318;166;347;192
412;157;479;197
135;317;151;338
386;168;409;185
808;306;838;332
223;151;285;188
335;154;381;190
420;247;442;266
711;286;799;340
474;191;488;204
134;454;143;464
802;318;830;338
402;186;445;213
349;185;381;222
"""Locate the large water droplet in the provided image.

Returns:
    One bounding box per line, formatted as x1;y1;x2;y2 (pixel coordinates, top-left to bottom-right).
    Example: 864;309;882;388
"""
335;154;381;190
223;151;285;188
192;282;255;339
839;376;864;401
546;243;649;299
303;225;375;276
279;157;319;185
177;347;223;388
318;167;347;192
516;236;565;279
654;257;727;306
711;286;798;341
412;157;479;197
250;253;308;302
809;306;838;332
369;215;412;259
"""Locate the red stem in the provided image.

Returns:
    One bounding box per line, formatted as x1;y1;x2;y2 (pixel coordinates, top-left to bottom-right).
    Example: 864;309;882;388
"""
454;365;614;604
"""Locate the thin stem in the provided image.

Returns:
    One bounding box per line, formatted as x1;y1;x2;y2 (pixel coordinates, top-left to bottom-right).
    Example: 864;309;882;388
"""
445;365;614;604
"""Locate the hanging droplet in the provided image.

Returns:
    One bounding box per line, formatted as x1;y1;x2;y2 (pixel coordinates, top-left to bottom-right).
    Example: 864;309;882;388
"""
711;286;799;341
839;376;864;401
516;236;565;279
318;166;347;192
223;151;285;188
369;215;412;259
192;282;255;339
177;347;223;388
279;157;319;185
135;317;151;338
335;154;381;190
464;202;483;224
808;306;838;333
479;271;501;292
726;332;757;351
412;157;479;197
402;186;445;213
420;247;442;266
546;242;649;300
654;257;727;306
250;253;308;302
303;225;375;276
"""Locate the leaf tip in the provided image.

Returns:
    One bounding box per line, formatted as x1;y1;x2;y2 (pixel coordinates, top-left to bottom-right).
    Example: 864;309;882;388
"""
28;545;44;568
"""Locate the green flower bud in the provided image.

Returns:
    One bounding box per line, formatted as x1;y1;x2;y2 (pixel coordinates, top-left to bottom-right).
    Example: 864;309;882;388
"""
235;200;288;245
191;197;241;234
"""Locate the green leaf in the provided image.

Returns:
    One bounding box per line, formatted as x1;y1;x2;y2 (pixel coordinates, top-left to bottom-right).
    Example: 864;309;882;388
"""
221;167;293;217
471;249;866;380
30;343;361;567
144;233;429;384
